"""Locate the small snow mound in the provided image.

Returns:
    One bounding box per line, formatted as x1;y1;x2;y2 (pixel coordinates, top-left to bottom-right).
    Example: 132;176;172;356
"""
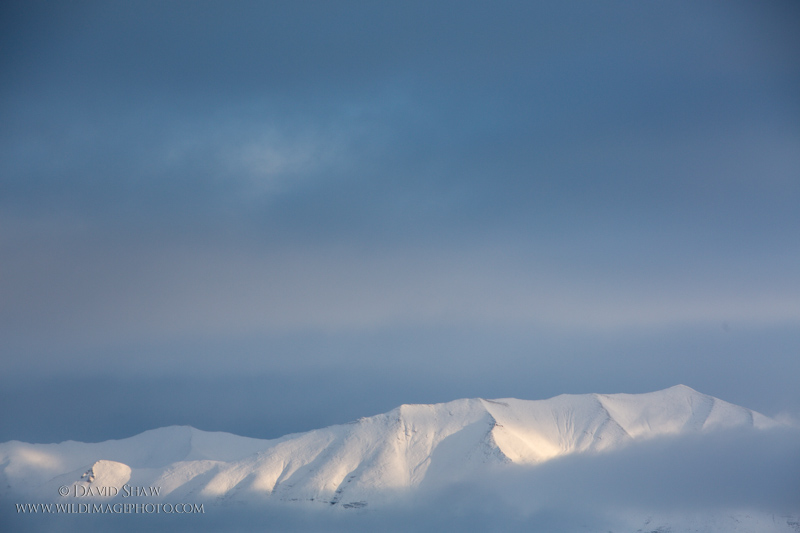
81;460;131;489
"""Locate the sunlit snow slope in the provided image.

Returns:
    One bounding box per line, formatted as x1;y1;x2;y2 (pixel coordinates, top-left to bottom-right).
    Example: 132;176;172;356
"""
0;385;777;509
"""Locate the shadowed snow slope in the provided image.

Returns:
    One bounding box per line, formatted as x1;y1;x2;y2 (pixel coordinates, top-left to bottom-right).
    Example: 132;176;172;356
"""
0;385;781;508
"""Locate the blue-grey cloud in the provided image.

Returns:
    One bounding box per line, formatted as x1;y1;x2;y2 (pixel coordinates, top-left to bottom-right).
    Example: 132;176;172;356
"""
1;0;799;448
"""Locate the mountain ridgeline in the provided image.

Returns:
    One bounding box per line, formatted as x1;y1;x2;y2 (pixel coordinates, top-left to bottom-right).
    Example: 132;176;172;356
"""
0;385;776;510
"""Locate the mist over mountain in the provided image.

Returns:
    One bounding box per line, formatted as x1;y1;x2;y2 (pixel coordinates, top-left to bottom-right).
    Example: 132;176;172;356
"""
3;386;798;532
3;2;799;531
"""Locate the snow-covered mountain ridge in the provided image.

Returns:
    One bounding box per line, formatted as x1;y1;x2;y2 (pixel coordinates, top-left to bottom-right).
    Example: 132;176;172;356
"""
0;385;781;510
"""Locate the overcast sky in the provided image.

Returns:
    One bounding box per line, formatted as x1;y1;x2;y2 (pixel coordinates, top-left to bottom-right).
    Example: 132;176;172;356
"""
1;0;799;444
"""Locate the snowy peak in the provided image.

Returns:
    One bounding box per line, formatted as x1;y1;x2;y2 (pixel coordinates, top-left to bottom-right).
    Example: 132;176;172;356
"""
596;384;766;437
383;385;771;469
470;385;762;464
0;386;778;508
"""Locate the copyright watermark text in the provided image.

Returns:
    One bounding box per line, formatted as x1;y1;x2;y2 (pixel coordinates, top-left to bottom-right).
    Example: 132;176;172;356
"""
58;484;162;497
16;502;204;514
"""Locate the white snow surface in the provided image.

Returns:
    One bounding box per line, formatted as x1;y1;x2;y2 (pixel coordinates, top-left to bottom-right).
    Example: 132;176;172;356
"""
0;384;781;510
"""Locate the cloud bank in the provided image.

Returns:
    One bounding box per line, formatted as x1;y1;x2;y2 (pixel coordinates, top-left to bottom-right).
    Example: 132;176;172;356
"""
3;425;798;532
